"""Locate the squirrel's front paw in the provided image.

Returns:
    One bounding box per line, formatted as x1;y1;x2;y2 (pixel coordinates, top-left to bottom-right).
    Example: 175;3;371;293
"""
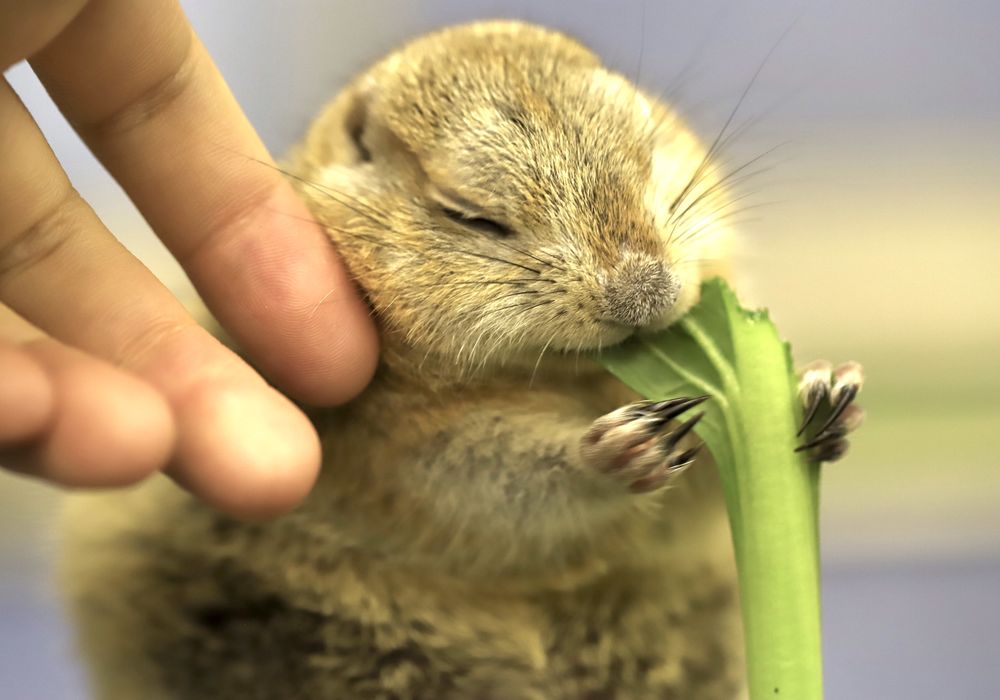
796;360;865;462
581;397;707;494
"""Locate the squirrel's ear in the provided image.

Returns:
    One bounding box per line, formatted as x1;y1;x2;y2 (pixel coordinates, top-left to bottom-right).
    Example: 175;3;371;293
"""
342;77;375;165
291;77;377;172
290;73;424;186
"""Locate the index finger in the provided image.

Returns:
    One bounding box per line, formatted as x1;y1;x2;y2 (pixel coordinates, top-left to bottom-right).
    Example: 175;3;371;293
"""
29;0;379;405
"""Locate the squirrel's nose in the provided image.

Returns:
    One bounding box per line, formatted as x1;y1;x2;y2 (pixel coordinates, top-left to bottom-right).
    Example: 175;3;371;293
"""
601;254;679;328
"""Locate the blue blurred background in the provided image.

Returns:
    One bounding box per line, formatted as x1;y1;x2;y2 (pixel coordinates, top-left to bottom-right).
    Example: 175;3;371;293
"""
2;1;998;698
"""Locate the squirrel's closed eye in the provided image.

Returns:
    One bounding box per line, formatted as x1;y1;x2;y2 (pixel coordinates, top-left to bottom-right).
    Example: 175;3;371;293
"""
440;206;513;238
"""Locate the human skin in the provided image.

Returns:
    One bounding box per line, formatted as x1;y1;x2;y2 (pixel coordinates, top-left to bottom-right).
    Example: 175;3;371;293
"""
0;0;379;518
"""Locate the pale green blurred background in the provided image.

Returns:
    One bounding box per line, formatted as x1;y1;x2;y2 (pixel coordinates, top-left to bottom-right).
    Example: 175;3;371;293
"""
2;1;998;698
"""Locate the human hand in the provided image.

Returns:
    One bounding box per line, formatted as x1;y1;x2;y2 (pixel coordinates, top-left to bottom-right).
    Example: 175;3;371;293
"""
0;0;379;517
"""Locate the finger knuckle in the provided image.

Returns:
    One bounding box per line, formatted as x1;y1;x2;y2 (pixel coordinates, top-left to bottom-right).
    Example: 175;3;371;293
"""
76;40;197;140
113;316;201;374
0;186;82;284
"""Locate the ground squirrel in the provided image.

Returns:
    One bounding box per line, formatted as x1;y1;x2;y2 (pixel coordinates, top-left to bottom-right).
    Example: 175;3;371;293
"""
60;21;861;699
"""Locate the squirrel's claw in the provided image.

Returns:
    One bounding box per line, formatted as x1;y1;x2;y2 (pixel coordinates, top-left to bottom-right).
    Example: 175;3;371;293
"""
795;360;865;462
583;397;708;494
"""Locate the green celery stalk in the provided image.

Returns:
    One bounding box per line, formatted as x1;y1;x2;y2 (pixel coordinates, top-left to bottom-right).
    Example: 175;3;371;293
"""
597;278;823;700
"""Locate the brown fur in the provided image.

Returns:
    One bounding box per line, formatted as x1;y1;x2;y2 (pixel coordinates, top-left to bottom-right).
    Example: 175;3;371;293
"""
61;21;743;699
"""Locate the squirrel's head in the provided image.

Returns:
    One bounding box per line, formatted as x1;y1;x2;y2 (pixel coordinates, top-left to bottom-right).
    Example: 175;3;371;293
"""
291;21;732;375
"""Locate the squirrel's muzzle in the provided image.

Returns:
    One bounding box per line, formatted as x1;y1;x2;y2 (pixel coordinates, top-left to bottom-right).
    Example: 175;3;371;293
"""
600;253;679;328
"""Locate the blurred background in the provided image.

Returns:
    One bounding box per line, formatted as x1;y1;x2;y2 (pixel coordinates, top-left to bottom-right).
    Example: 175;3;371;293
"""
2;1;998;697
